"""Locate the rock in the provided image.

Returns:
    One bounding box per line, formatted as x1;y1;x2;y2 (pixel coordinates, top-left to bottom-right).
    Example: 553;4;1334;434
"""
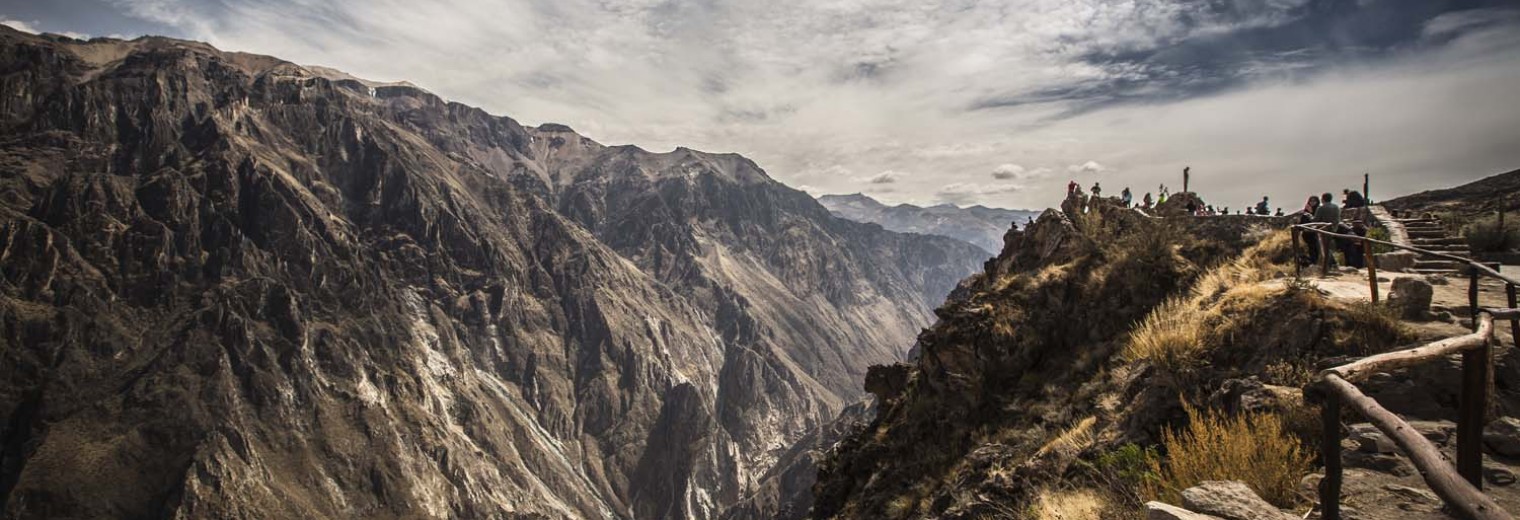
1483;417;1520;457
1426;274;1449;285
1180;481;1298;520
1381;484;1439;504
1344;452;1415;476
1485;464;1517;486
1386;277;1434;320
1146;501;1224;520
1407;420;1455;443
1374;251;1417;272
1348;423;1397;454
864;363;911;402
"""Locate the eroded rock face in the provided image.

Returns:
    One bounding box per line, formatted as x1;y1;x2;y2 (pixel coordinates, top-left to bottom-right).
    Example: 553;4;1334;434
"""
0;29;984;519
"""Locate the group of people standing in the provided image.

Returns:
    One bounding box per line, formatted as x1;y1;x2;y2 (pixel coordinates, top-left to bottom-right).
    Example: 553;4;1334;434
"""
1297;188;1371;268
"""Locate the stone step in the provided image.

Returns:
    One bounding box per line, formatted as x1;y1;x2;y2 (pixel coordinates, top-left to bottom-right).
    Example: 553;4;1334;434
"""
1412;268;1460;275
1411;238;1466;246
1408;230;1449;239
1415;260;1462;269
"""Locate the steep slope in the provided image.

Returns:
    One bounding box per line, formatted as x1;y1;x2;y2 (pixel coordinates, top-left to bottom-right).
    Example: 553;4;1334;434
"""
0;29;983;519
1381;167;1520;218
817;193;1038;254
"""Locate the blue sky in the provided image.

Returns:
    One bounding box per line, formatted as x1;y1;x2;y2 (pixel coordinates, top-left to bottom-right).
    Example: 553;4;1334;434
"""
3;0;1519;210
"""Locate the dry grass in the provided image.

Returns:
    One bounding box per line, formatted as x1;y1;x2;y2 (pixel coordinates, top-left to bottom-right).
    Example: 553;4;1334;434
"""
1123;230;1299;373
1030;488;1109;520
1035;416;1098;458
1146;404;1311;508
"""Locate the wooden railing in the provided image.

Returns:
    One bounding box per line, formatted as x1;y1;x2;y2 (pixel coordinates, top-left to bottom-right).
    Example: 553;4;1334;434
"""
1292;221;1520;519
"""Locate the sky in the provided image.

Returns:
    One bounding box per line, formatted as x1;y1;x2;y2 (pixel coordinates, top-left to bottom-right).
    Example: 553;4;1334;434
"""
3;0;1519;211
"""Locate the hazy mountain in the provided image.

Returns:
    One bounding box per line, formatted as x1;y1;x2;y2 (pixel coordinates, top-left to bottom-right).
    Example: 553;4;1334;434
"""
817;193;1039;254
0;28;984;519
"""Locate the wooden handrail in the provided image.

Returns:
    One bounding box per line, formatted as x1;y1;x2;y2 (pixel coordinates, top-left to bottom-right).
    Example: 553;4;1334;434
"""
1293;223;1520;287
1324;314;1494;383
1320;374;1512;520
1315;310;1514;520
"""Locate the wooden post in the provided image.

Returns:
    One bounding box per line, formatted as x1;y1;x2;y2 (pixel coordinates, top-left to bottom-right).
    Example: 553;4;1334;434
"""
1459;326;1492;489
1320;232;1331;275
1471;271;1481;332
1508;284;1519;347
1364;173;1370;205
1320;391;1342;520
1292;227;1302;279
1365;237;1379;303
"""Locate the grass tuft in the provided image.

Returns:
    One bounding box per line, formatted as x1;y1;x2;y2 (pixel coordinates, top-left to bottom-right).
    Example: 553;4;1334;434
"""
1146;404;1311;508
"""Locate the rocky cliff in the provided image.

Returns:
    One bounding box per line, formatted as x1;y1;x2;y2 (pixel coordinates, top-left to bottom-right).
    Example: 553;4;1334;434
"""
0;28;984;519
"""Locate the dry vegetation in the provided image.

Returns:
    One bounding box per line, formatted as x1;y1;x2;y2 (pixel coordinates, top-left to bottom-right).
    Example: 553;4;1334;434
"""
1145;404;1312;508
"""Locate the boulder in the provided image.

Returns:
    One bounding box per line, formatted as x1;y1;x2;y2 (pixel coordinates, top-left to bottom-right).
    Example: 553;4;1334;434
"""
1483;417;1520;457
1145;501;1224;520
1180;481;1298;520
1386;277;1434;320
1373;251;1418;272
1348;423;1396;454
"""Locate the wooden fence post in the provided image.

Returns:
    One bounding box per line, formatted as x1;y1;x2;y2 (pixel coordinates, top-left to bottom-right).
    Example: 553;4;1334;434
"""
1508;284;1519;347
1471;271;1481;332
1321;390;1342;520
1365;237;1379;302
1459;323;1492;489
1292;227;1302;279
1320;232;1331;274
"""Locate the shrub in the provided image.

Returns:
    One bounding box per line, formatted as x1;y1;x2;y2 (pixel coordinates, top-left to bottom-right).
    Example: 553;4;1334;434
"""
1146;404;1311;508
1097;443;1159;489
1464;215;1520;253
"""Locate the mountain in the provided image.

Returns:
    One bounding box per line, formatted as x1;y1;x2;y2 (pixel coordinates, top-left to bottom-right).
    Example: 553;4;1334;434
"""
817;193;1038;254
0;28;985;519
1381;167;1520;218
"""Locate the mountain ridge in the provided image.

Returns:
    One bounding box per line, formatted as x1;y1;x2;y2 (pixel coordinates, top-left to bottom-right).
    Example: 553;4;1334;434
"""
817;193;1039;254
0;26;983;520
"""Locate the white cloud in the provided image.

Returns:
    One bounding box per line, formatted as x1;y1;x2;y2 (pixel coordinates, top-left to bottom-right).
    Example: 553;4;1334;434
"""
861;170;901;184
0;18;40;34
82;1;1520;209
991;164;1024;179
1067;161;1110;175
936;182;1024;205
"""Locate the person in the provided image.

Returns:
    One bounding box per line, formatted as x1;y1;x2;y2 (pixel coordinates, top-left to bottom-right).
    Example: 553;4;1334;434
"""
1183;166;1191;193
1206;205;1216;215
1068;180;1079;196
1185;200;1197;215
1342;220;1368;268
1314;192;1342;268
1274;208;1284;217
1121;187;1133;207
1344;189;1366;209
1092;182;1102;199
1255;196;1270;215
1157;189;1168;205
1142;192;1153;209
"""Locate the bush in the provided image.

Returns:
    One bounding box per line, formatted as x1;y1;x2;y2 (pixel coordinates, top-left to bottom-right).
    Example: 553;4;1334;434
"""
1146;404;1311;508
1465;215;1520;253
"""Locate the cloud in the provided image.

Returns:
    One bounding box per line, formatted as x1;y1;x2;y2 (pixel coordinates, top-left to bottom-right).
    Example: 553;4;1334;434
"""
37;0;1519;211
0;18;40;34
991;164;1024;179
861;170;901;184
1067;161;1110;175
936;182;1024;205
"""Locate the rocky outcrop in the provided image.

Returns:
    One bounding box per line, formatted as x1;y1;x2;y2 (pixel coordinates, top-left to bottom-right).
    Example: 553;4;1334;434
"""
1179;481;1297;520
0;28;985;519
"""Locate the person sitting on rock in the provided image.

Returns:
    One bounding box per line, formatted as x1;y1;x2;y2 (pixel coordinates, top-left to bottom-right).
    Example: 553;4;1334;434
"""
1255;196;1270;215
1274;208;1284;217
1121;187;1132;207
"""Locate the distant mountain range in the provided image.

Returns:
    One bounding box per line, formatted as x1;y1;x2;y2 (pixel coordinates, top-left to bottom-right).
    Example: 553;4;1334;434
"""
817;193;1040;254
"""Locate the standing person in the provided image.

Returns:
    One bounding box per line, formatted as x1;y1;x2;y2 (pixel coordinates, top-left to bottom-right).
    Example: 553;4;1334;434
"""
1092;182;1102;199
1142;192;1153;209
1314;192;1342;268
1185;200;1198;215
1121;187;1133;207
1342;220;1368;268
1255;196;1270;215
1183;166;1191;194
1068;180;1078;196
